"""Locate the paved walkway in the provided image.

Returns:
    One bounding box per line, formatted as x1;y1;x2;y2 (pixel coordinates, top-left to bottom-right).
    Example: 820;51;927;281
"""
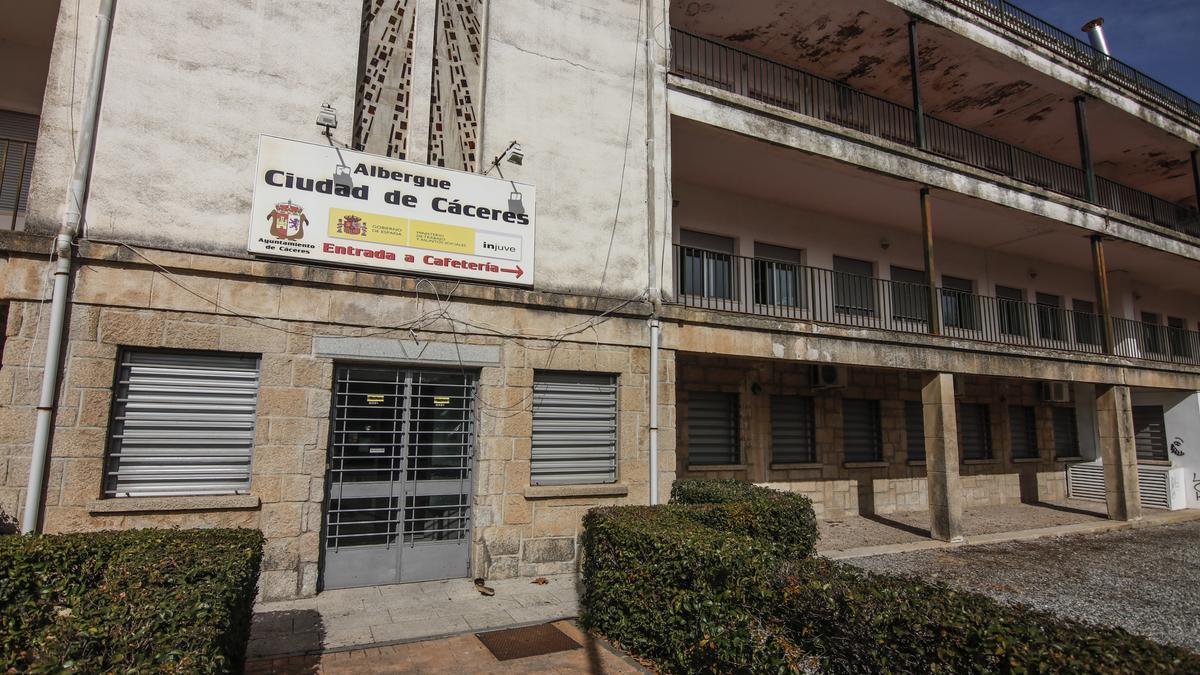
245;620;646;674
820;501;1200;559
249;574;580;660
816;499;1109;553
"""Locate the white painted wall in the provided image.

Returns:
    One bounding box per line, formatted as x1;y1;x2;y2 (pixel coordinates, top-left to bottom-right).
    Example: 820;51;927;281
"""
1132;390;1200;508
672;180;1200;327
25;0;666;300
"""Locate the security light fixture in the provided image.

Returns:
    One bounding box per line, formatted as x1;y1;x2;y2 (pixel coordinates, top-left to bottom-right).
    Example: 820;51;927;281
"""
506;142;524;166
316;103;338;135
484;140;525;177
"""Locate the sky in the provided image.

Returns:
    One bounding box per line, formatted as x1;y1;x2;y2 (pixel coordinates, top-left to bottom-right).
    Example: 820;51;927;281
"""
1025;0;1200;99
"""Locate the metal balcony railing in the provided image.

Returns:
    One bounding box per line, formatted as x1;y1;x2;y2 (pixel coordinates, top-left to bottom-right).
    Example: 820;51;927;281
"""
0;137;35;231
669;29;1200;239
944;0;1200;125
674;245;1200;367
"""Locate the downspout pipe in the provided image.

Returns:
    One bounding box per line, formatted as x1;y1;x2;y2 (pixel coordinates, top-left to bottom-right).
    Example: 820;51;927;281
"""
642;0;663;505
23;0;115;534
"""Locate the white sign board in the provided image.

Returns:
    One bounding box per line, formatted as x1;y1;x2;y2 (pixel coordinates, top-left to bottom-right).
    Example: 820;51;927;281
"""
248;135;535;285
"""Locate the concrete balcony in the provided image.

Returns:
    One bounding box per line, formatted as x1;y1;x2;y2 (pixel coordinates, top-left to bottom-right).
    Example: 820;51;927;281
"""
669;29;1200;241
671;244;1200;369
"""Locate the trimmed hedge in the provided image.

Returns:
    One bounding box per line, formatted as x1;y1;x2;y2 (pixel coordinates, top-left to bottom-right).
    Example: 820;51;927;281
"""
670;479;819;558
582;480;1200;674
778;556;1200;674
1;528;264;673
580;506;803;673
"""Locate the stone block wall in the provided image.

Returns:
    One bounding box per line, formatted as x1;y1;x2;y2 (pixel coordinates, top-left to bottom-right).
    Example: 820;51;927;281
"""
0;246;674;599
676;356;1078;519
471;341;676;580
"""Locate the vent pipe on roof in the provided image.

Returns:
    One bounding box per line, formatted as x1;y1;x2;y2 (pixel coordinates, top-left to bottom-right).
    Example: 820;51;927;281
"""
1082;18;1110;56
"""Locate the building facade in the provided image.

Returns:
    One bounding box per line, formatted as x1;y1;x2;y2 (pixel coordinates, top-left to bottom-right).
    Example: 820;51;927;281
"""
1;0;1199;600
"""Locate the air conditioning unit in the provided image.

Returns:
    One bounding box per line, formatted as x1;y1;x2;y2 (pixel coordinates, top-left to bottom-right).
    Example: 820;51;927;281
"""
1040;382;1071;403
810;364;846;389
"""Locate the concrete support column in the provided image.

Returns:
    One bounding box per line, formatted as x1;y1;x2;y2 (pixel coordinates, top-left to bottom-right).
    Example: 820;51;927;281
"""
1074;95;1099;203
405;0;439;163
1191;149;1200;210
1090;235;1115;354
922;373;963;542
920;188;941;335
1095;385;1142;521
907;19;927;150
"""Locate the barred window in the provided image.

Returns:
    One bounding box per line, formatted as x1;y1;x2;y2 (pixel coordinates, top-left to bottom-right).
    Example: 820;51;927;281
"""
1133;405;1167;461
1009;405;1039;459
687;392;739;466
905;400;925;462
104;350;260;497
958;403;992;461
1052;407;1079;458
843;399;882;463
771;395;816;464
531;372;618;485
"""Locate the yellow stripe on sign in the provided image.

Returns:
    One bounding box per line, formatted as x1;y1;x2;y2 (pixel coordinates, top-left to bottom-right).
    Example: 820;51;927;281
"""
366;394;385;404
433;395;451;406
408;219;475;254
328;207;409;246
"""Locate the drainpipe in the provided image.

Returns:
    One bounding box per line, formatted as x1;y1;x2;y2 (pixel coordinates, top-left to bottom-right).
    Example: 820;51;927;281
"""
642;0;663;505
648;318;661;505
23;0;115;534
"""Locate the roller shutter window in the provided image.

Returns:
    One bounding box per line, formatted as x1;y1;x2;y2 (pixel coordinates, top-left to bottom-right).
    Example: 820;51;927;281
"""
843;398;882;463
531;372;618;485
890;266;928;322
0;110;38;215
905;400;925;462
687;391;739;466
104;350;261;497
1052;407;1079;458
958;403;992;460
1132;405;1167;461
770;395;816;464
1008;405;1039;459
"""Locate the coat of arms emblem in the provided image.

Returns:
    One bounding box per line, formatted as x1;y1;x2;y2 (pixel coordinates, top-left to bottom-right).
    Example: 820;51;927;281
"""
335;213;367;237
267;201;308;240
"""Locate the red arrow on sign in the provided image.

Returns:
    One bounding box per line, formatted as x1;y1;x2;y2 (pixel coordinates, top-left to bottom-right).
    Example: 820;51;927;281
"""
500;265;524;279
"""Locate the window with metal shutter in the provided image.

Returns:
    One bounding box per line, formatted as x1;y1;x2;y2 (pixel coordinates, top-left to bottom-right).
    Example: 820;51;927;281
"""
687;391;739;465
958;403;992;460
1009;405;1039;459
843;398;881;462
904;400;925;461
0;111;38;215
1132;405;1167;461
770;395;815;464
1052;407;1079;458
104;350;261;497
531;372;618;485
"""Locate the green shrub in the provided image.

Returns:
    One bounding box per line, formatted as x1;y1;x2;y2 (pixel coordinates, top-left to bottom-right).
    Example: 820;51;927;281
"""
0;528;264;673
671;479;818;558
580;506;806;674
582;480;1200;674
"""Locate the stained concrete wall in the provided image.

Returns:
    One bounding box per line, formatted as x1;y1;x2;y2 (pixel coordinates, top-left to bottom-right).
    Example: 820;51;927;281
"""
25;0;670;300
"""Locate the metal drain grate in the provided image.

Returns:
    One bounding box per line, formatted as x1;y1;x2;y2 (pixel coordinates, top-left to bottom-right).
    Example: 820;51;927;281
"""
475;623;581;661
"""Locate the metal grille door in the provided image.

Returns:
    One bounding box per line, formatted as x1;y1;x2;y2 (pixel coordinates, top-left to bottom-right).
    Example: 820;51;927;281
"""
322;367;477;589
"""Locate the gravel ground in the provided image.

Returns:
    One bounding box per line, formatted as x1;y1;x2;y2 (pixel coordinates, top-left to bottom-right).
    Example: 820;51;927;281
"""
849;521;1200;652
